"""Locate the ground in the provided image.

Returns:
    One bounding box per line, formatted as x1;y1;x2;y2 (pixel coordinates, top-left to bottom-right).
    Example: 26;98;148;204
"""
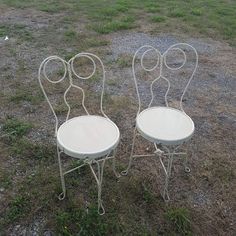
0;0;236;235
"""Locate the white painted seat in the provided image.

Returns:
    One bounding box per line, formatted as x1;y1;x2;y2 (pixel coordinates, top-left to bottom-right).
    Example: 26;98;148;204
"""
57;115;120;159
136;107;194;146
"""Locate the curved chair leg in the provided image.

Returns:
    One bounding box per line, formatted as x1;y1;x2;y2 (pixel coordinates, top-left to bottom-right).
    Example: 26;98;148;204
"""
89;159;106;215
121;127;137;176
57;147;66;200
112;148;121;178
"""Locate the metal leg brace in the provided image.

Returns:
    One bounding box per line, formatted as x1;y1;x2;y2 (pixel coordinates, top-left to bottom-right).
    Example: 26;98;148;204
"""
57;147;119;215
154;144;190;201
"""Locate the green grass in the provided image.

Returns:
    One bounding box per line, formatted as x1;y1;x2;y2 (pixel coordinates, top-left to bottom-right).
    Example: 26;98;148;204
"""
5;195;30;223
166;207;192;235
0;24;33;41
151;15;166;23
56;207;109;236
1;0;236;43
2;117;32;138
169;8;186;18
0;172;12;189
191;8;203;16
9;90;44;105
85;38;110;48
116;54;132;68
91;16;135;34
64;29;77;42
11;138;55;160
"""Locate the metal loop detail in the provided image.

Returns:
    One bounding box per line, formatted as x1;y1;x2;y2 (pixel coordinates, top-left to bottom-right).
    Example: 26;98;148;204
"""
70;53;96;80
140;48;161;72
163;47;187;70
43;56;67;84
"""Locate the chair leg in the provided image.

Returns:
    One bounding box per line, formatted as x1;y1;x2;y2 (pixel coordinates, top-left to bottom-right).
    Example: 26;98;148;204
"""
57;147;66;200
121;127;137;176
163;151;174;202
112;148;121;178
183;151;191;173
89;159;106;215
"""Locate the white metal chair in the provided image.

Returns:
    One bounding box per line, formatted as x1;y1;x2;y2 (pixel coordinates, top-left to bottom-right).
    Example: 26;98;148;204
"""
122;43;198;201
38;53;120;215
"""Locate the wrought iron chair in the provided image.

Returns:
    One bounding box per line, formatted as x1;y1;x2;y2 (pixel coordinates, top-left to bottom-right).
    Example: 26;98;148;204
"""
38;53;120;215
122;43;198;201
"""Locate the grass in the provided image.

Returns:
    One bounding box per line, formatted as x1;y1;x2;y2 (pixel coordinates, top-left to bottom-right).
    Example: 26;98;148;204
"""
116;54;132;68
5;195;30;223
166;207;192;235
91;16;135;34
1;0;235;43
151;15;166;23
64;29;77;42
2;117;32;138
56;207;109;235
0;24;34;41
9;90;44;105
0;0;235;235
0;172;12;189
85;38;110;48
169;8;186;18
11;138;55;160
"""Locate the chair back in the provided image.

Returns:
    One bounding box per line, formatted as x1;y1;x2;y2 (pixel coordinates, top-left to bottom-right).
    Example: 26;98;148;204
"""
38;53;108;136
132;43;198;116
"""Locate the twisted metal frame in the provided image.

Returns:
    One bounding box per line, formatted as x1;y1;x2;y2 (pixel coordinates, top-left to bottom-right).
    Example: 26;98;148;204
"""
38;53;120;215
122;43;198;201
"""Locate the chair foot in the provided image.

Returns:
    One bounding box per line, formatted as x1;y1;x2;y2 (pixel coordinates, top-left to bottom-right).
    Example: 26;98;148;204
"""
185;166;191;173
58;191;66;200
121;169;129;176
112;157;121;178
162;191;170;202
98;201;105;215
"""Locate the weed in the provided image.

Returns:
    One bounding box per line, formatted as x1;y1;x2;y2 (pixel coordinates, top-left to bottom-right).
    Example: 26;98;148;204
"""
2;118;32;138
11;138;55;160
5;195;30;223
116;54;132;68
1;0;32;8
169;9;185;18
0;24;33;41
9;90;44;105
151;15;166;23
0;25;8;37
145;2;160;13
142;184;155;204
85;38;109;48
56;206;108;235
166;207;192;235
64;30;77;42
0;172;12;189
91;16;135;34
191;8;202;16
54;104;68;115
38;2;66;13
